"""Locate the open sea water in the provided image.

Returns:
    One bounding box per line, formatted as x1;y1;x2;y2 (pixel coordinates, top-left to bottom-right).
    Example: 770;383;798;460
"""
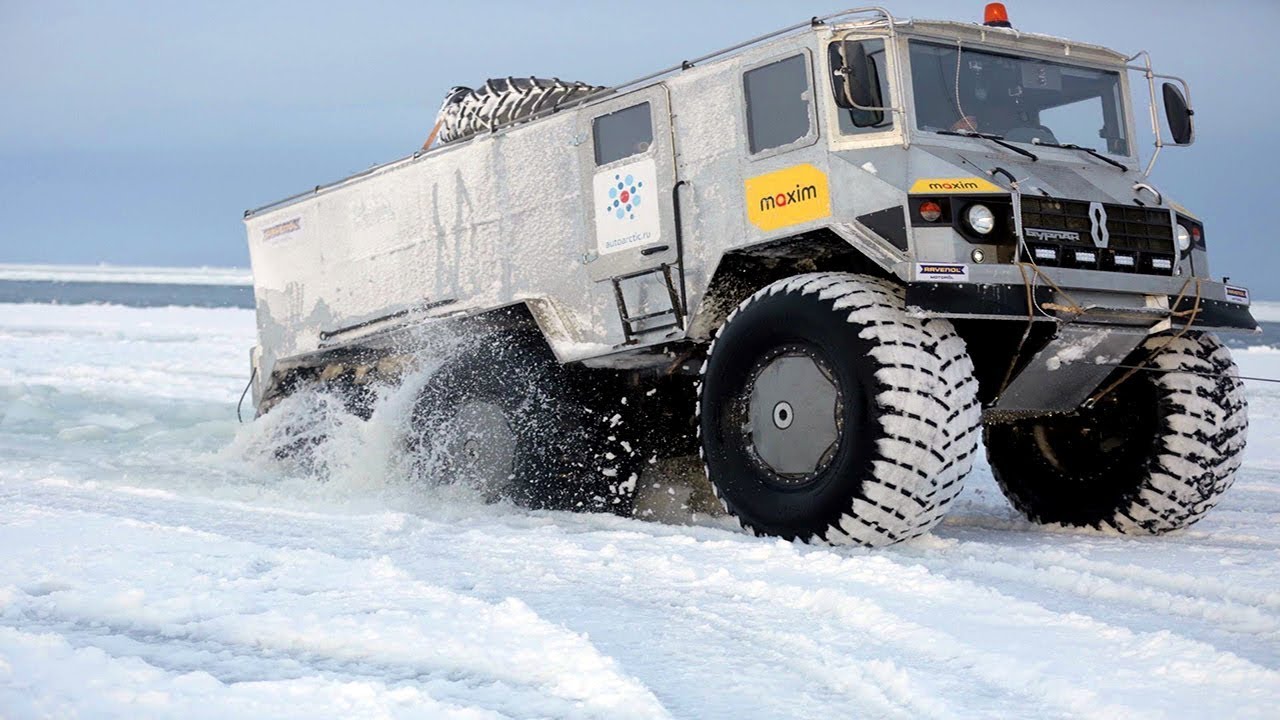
0;279;253;309
0;277;1273;350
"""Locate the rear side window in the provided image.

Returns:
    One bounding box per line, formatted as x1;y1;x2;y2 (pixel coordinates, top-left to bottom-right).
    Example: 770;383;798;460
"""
744;54;813;154
594;102;653;165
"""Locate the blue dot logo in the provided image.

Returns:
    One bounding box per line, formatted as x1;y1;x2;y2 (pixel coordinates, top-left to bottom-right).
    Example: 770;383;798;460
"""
605;172;643;221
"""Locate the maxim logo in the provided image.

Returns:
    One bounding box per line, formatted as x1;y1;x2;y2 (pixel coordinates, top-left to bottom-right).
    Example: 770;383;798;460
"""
1025;228;1081;242
908;177;1003;195
928;180;981;191
759;184;819;212
745;164;831;231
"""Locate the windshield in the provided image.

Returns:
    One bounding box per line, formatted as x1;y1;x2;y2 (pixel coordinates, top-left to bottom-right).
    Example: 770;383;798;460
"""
909;41;1129;156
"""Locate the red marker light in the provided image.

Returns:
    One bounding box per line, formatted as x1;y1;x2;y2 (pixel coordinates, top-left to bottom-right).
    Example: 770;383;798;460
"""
984;3;1012;27
919;200;943;222
1191;226;1202;244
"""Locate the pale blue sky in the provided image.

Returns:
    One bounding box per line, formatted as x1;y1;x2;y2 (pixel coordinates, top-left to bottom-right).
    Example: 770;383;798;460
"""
2;1;1277;295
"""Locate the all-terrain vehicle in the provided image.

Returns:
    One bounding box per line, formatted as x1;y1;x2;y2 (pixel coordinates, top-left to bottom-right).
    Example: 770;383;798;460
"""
243;5;1256;546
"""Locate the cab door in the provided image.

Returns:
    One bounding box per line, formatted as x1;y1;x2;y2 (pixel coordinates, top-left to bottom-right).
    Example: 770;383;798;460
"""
577;86;684;343
579;85;679;281
738;49;834;242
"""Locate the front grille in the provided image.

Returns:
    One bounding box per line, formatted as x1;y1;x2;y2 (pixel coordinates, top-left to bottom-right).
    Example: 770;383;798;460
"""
1019;197;1174;275
1105;205;1174;253
1020;197;1092;242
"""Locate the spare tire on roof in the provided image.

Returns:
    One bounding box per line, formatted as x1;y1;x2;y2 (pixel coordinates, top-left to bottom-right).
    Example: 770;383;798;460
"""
436;77;604;144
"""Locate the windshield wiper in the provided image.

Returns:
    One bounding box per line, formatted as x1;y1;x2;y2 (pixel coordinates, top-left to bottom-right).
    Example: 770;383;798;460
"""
1032;140;1128;172
937;129;1038;162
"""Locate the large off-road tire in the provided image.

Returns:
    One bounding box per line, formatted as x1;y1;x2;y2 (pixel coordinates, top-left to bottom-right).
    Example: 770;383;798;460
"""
409;330;640;514
984;332;1248;533
436;78;603;144
697;273;981;546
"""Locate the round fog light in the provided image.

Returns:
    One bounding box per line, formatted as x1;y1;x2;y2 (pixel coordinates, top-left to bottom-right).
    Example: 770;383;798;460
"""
966;204;996;235
971;248;986;263
1176;223;1192;251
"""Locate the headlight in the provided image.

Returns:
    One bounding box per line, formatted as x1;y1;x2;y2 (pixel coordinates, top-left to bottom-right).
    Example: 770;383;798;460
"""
1176;223;1191;251
966;204;996;235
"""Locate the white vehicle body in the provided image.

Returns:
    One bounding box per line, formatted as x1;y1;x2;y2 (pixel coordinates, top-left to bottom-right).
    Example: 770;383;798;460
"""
242;7;1255;546
245;8;1254;411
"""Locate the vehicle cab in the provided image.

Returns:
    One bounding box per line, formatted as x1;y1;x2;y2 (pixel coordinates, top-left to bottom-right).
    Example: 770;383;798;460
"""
809;6;1253;334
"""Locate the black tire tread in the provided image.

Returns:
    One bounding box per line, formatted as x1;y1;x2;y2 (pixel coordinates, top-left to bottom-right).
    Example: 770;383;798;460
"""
411;331;640;515
698;272;981;546
987;332;1247;533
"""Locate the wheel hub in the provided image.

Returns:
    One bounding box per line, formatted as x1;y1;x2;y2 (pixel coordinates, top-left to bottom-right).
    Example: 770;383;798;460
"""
772;401;794;429
745;350;841;482
442;401;517;497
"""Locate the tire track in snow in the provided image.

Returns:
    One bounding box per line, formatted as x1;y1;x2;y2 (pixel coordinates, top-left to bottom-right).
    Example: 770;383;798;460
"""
421;527;951;719
429;532;964;720
920;469;1280;665
599;549;1188;719
724;551;1278;716
895;538;1280;655
0;495;671;720
1;484;1074;718
2;607;659;720
672;603;954;720
391;523;1280;719
0;625;508;720
5;477;1280;718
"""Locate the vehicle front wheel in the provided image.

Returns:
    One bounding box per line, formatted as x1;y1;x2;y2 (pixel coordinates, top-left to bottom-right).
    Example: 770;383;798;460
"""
984;332;1248;533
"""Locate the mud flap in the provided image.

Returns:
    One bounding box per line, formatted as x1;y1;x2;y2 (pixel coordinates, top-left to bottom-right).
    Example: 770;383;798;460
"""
992;325;1148;414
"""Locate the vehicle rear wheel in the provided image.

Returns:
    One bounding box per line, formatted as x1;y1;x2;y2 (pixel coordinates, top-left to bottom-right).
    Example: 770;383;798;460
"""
409;330;640;513
984;332;1248;533
697;273;981;546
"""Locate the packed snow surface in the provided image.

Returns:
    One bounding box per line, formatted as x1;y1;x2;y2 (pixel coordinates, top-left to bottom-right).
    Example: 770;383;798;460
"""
2;302;1280;718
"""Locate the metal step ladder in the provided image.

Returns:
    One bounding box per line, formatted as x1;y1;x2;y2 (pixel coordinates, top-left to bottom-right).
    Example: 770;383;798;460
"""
610;263;684;344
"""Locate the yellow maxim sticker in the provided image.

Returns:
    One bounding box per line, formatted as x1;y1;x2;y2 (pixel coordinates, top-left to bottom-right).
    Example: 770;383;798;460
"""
745;164;832;231
909;177;1004;194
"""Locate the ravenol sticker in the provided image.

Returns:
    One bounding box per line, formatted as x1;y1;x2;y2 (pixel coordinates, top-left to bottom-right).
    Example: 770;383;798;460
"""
909;177;1004;194
594;158;660;255
1224;285;1250;305
916;262;970;282
745;164;832;231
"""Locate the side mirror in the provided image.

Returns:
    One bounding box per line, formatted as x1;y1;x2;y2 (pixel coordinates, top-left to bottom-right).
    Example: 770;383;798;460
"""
1162;82;1194;145
830;41;884;126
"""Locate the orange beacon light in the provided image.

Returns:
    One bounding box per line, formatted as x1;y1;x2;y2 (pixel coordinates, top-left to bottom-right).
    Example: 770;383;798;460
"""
984;3;1012;28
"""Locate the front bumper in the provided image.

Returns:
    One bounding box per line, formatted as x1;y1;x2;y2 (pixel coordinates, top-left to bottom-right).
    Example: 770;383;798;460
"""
904;264;1258;332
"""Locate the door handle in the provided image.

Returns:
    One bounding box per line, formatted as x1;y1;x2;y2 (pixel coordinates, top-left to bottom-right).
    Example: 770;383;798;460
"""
640;244;670;256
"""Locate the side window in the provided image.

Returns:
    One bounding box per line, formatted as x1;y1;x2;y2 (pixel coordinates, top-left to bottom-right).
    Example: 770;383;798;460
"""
594;102;653;165
743;54;813;154
830;39;893;134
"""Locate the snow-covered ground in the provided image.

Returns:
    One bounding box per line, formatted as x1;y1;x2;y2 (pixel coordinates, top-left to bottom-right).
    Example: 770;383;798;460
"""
2;302;1279;719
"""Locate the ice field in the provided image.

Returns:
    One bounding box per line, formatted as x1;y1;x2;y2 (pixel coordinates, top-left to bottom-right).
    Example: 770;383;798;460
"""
1;299;1278;718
